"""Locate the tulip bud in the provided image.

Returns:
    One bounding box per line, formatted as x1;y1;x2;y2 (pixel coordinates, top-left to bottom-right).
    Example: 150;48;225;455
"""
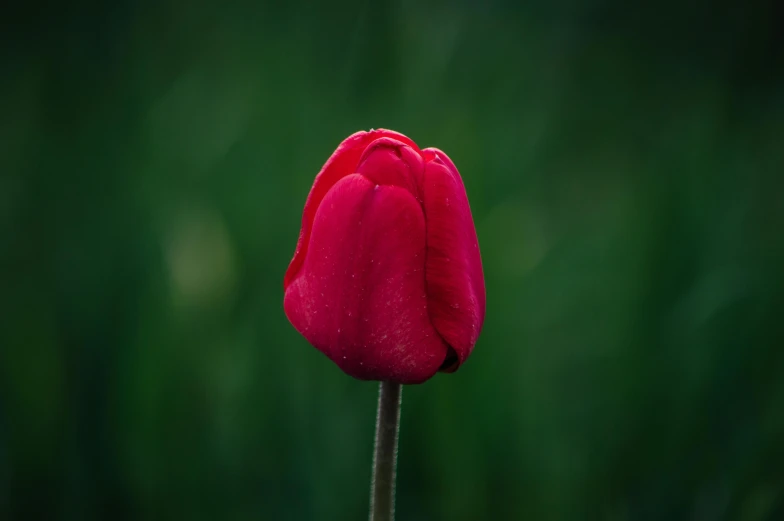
284;129;485;384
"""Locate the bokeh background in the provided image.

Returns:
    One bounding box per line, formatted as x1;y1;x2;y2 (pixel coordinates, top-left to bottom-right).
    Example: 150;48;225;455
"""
2;0;784;519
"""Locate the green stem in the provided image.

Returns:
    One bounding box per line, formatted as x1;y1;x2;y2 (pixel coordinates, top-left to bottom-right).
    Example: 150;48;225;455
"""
369;381;402;521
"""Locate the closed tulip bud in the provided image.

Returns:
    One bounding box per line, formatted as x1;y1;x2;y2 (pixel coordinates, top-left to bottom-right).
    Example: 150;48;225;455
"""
284;129;485;384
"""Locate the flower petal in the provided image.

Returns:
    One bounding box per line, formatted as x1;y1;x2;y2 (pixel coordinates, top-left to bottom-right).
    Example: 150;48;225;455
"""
421;149;486;368
356;137;424;201
284;129;420;288
284;173;449;384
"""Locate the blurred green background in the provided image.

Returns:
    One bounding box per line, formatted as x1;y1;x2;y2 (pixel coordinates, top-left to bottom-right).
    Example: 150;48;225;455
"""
2;0;784;519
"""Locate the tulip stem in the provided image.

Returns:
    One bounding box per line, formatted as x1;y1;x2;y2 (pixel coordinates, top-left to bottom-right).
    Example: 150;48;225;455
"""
369;381;402;521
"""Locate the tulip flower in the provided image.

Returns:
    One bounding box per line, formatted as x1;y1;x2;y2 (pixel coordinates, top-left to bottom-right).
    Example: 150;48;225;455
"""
284;129;486;521
284;129;485;384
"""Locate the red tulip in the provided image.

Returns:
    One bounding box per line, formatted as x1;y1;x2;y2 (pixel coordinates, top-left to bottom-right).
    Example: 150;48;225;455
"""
284;129;485;384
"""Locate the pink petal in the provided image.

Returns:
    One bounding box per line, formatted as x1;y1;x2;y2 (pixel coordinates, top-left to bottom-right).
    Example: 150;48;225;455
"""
284;129;420;288
421;149;486;370
284;174;449;384
355;137;424;201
